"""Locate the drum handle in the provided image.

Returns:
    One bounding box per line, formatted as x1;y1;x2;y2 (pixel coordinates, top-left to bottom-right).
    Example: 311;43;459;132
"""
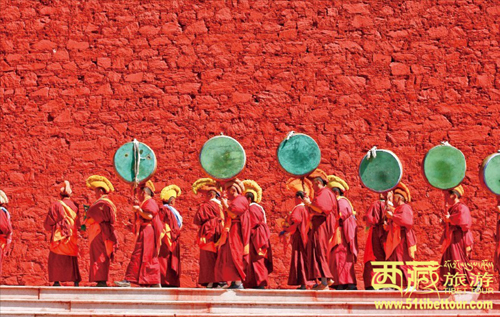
366;146;377;159
441;140;451;147
132;139;141;188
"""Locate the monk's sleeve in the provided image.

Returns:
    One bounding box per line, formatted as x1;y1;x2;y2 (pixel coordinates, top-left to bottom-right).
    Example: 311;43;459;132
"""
392;204;413;228
311;190;332;214
449;204;472;231
229;195;248;216
142;199;159;217
44;202;62;232
194;204;207;226
365;202;379;227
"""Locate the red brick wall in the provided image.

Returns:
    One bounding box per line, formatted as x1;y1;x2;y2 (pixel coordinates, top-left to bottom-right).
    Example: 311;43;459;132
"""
1;0;499;289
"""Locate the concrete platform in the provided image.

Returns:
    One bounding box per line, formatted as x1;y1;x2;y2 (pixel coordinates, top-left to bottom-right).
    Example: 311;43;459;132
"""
0;286;498;316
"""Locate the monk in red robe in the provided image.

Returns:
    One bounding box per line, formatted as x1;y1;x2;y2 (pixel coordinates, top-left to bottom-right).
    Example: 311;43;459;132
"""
158;185;183;287
495;196;500;291
116;180;162;287
303;169;336;290
193;178;225;288
85;175;118;287
243;180;273;289
363;193;387;290
384;183;417;291
439;185;474;290
282;178;313;289
215;179;251;289
327;175;358;290
43;181;81;286
0;190;13;280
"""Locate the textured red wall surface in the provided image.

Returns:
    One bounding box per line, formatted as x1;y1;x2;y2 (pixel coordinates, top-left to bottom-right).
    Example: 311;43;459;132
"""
1;0;500;289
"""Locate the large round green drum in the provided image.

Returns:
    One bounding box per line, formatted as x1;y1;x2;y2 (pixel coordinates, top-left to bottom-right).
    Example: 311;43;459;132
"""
277;133;321;177
480;152;500;195
199;135;246;180
114;140;157;184
423;143;466;190
359;149;402;192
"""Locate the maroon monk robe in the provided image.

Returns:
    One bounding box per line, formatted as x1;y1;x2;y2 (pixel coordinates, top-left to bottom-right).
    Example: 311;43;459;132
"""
193;199;224;285
363;200;387;289
330;197;358;287
244;203;273;288
215;194;251;282
385;203;417;289
43;199;81;283
159;204;181;287
496;204;500;291
286;203;309;286
0;207;13;277
306;187;337;280
439;202;473;287
125;198;162;285
86;196;117;282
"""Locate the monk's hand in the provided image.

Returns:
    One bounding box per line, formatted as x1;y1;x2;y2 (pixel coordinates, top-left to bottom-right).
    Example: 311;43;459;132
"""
133;205;141;213
444;213;451;223
386;210;393;218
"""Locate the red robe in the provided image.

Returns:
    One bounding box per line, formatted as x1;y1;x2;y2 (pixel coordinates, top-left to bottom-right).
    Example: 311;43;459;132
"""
193;199;224;285
125;198;162;285
244;203;273;288
43;199;81;282
363;200;387;289
330;197;358;286
0;207;13;277
86;196;117;282
306;187;337;280
439;202;473;287
385;203;417;288
159;204;181;287
215;194;251;282
286;203;309;286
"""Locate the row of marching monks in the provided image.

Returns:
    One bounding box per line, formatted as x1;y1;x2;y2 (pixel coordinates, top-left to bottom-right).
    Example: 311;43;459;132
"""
0;169;499;290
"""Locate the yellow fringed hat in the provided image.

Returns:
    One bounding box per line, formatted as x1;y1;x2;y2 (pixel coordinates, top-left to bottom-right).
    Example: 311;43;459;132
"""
242;180;263;203
192;178;218;195
308;168;328;182
0;190;8;204
160;185;181;202
394;182;411;202
86;175;115;193
142;180;155;194
286;178;314;197
327;175;349;192
451;185;464;197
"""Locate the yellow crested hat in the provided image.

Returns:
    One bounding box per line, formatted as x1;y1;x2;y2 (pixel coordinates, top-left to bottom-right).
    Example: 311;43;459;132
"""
308;168;328;182
192;178;219;195
327;175;349;192
242;179;262;203
86;175;115;193
394;182;411;202
0;190;8;204
142;180;155;193
452;185;464;197
286;178;314;197
160;185;181;202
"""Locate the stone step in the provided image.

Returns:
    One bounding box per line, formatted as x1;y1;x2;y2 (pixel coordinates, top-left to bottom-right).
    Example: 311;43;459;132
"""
0;299;498;315
1;313;498;317
0;286;496;303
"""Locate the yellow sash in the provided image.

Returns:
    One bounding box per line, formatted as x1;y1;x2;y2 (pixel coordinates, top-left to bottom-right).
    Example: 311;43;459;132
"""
50;200;78;256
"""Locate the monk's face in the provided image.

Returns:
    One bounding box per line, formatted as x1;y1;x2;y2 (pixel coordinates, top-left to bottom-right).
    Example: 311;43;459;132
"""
227;186;238;199
169;197;176;207
94;188;103;199
394;193;405;206
445;191;457;205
